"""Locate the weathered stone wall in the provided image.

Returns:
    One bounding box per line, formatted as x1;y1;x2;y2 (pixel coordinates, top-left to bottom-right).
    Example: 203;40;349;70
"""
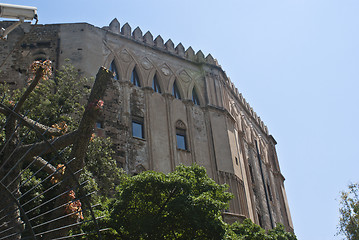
0;19;294;232
0;22;60;88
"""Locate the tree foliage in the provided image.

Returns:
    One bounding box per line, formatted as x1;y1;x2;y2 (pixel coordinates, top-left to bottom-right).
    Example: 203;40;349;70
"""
338;183;359;240
225;219;297;240
89;164;297;240
107;164;233;240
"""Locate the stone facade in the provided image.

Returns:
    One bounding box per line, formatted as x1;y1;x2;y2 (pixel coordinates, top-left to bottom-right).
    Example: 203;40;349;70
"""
0;19;294;232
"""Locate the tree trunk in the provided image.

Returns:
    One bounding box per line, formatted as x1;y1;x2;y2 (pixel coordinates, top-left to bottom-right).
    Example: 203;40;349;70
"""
44;67;113;239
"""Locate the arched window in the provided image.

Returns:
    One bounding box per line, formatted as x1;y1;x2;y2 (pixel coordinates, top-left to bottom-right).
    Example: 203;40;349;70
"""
152;74;161;93
175;120;187;150
172;80;181;99
109;60;120;80
192;87;200;105
131;68;141;87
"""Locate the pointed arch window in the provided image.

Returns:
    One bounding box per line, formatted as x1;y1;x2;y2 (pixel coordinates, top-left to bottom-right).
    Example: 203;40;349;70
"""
192;87;200;105
131;68;141;87
152;74;161;93
110;60;120;80
172;81;181;99
175;120;187;150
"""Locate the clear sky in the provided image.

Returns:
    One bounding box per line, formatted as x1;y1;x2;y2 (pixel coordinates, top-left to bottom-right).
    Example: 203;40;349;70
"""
2;1;359;239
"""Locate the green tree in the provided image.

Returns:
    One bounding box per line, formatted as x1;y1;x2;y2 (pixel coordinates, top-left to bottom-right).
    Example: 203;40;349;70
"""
338;183;359;240
108;164;233;240
225;219;297;240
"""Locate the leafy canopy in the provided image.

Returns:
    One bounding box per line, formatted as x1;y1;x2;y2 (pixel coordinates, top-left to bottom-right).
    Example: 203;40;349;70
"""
338;183;359;240
225;219;297;240
109;164;233;240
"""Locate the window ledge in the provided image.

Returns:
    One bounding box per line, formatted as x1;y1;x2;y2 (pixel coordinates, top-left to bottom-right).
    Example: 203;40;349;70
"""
132;136;146;141
177;148;190;153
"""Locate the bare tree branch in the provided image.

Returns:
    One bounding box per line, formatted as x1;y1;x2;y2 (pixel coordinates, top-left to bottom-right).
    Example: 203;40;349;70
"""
14;67;44;113
68;67;113;172
30;156;61;179
0;104;63;137
14;131;78;159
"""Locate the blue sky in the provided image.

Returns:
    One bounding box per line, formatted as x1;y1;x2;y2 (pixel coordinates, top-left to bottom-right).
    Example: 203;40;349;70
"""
2;1;359;239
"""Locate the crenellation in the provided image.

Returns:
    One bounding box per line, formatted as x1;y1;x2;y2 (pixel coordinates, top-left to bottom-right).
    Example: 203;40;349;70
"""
132;27;143;41
253;112;257;121
205;54;216;65
109;18;120;34
121;22;131;37
175;43;185;57
165;39;175;53
196;50;205;62
185;46;196;61
154;35;164;49
232;83;236;93
143;31;154;46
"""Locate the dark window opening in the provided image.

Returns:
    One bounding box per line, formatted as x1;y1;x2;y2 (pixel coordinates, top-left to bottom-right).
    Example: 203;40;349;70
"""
172;81;181;99
152;75;161;93
34;57;47;62
257;212;263;228
131;68;141;87
249;164;255;183
36;41;51;48
132;119;144;139
110;60;120;80
176;129;187;150
96;122;103;129
267;183;273;201
192;88;200;105
235;157;239;165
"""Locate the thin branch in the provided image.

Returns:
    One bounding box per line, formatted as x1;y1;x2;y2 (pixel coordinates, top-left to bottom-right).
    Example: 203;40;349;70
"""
23;116;63;137
31;156;60;178
14;67;44;113
0;105;63;137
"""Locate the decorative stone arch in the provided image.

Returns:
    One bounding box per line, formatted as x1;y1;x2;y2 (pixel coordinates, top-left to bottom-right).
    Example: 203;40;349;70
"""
188;81;205;106
32;51;48;62
242;119;252;143
175;119;188;150
168;75;185;99
175;119;187;130
126;60;145;87
104;52;124;80
237;112;245;132
148;68;165;93
229;99;239;117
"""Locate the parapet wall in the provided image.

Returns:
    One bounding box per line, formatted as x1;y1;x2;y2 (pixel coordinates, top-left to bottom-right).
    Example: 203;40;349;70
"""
103;18;269;136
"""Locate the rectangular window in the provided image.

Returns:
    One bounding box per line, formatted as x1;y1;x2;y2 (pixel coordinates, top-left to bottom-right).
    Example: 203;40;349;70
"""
96;122;103;129
132;120;144;139
176;129;187;150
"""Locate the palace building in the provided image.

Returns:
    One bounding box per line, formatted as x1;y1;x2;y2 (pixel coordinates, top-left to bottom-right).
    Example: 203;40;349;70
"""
0;19;293;232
